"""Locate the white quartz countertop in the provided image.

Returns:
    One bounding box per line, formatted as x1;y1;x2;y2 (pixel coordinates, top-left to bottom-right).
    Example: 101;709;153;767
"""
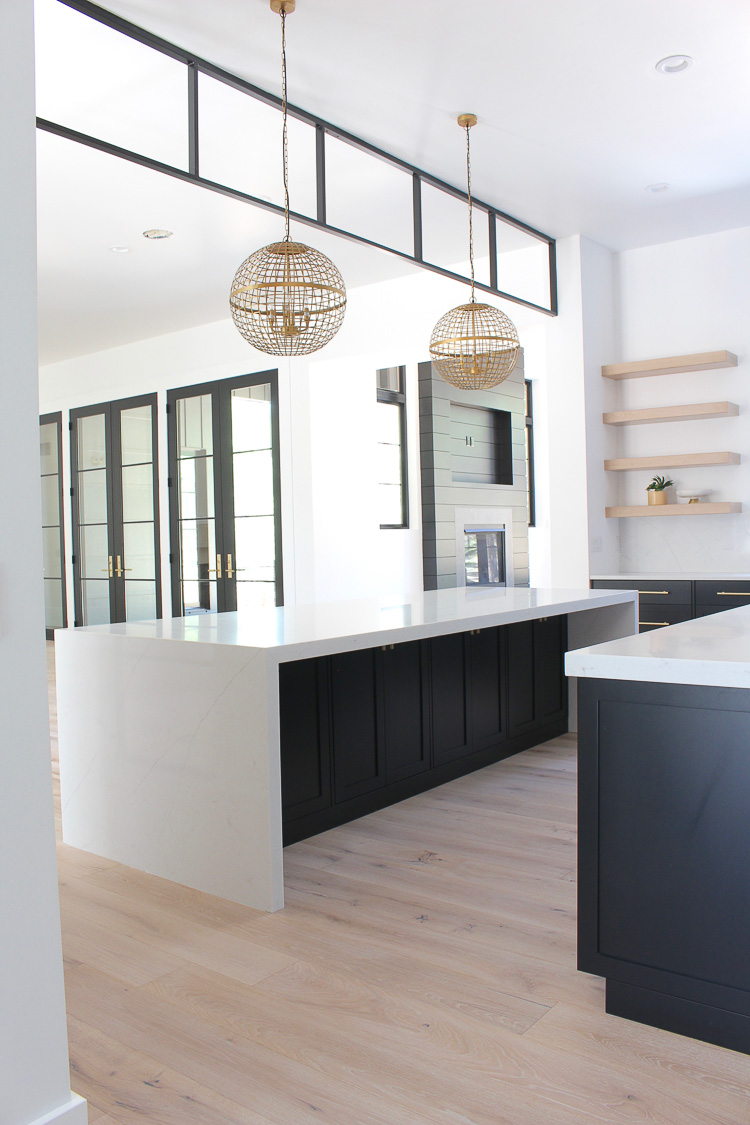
566;605;750;689
591;573;750;582
58;586;636;662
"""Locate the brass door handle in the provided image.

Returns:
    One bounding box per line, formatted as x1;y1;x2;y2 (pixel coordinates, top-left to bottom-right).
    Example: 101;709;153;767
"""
225;553;245;580
637;590;670;595
716;591;750;596
101;556;113;577
114;556;133;578
207;553;222;579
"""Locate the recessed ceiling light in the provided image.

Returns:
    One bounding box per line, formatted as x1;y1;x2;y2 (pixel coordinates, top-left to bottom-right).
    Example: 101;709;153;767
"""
109;245;131;253
142;228;173;240
645;183;670;193
655;55;693;75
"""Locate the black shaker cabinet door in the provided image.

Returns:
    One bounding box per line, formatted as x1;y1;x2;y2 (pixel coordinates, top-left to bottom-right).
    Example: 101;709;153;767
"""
534;615;567;725
467;627;505;752
279;657;331;820
382;640;430;784
430;632;471;765
507;620;536;735
330;648;385;803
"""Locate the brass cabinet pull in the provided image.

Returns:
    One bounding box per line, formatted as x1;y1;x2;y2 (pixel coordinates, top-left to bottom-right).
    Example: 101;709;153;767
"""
639;621;670;627
101;555;113;577
637;590;670;595
207;553;222;579
716;591;750;596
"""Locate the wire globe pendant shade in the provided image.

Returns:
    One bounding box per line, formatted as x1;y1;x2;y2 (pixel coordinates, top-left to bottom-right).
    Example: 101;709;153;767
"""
229;1;346;356
429;115;520;390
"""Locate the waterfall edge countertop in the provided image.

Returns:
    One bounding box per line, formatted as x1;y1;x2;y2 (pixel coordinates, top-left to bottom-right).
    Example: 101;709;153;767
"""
566;604;750;689
590;572;750;582
64;585;638;660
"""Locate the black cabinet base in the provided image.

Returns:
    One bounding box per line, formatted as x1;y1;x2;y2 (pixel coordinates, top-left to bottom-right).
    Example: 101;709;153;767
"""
283;717;567;846
606;980;750;1056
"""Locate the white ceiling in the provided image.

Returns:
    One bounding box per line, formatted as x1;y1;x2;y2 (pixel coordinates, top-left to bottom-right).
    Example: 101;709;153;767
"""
35;0;750;363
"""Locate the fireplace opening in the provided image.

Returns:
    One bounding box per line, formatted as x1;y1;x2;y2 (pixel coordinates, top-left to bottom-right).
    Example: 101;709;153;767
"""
464;527;506;587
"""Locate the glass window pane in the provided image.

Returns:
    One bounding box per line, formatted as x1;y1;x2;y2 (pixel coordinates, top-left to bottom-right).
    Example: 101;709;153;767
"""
182;579;218;615
121;464;154;522
236;581;276;612
325;136;413;254
124;581;157;622
233;450;274;517
120;405;153;465
77;414;107;471
378;484;403;527
80;524;109;579
42;526;62;579
41;475;60;527
234;516;275;582
378;443;402;488
179;457;215;520
421;182;490;286
123;522;156;580
376;402;401;445
78;468;108;525
81;579;111;626
40;422;58;474
177;394;213;458
376;367;402;394
231;386;272;453
198;74;316;218
179;518;216;585
35;0;188;169
44;579;64;630
496;216;551;309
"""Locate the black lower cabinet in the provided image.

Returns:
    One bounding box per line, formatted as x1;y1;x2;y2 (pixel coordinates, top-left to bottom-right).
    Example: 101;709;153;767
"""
280;615;568;844
578;676;750;1054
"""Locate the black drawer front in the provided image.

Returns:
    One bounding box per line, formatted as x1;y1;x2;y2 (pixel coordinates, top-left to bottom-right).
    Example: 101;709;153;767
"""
591;579;691;605
694;580;750;608
638;605;693;632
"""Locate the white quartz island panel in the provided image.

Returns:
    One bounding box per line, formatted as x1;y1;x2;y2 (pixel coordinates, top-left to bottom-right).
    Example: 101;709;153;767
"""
56;587;636;912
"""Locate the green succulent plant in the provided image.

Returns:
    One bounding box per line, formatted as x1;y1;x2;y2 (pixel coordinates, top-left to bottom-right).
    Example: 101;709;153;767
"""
646;475;674;491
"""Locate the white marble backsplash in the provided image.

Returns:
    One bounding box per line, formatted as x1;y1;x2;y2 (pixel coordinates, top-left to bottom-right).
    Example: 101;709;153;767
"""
619;512;750;575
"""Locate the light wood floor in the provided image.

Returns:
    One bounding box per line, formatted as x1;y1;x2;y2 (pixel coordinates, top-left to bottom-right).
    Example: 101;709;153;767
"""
48;644;749;1124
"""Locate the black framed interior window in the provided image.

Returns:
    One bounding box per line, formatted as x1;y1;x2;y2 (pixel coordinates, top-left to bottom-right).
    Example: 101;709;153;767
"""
39;412;67;637
525;379;536;528
376;365;408;529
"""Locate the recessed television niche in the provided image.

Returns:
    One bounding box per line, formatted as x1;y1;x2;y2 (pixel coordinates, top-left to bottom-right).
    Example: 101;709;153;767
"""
450;403;513;485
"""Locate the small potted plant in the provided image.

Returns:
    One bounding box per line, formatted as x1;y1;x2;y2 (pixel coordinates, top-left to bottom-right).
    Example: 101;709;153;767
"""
646;475;673;505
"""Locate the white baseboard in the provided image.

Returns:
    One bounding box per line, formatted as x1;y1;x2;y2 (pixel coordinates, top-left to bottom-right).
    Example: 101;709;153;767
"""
27;1094;87;1125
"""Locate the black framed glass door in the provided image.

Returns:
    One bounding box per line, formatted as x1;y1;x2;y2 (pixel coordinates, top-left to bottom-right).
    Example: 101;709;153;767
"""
40;412;67;638
167;370;282;617
70;394;161;626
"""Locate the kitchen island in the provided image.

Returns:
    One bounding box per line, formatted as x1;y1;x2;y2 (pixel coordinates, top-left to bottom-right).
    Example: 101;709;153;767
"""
566;607;750;1054
55;586;636;912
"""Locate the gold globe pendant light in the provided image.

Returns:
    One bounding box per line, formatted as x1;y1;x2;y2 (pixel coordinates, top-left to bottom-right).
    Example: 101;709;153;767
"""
230;0;346;355
429;115;520;390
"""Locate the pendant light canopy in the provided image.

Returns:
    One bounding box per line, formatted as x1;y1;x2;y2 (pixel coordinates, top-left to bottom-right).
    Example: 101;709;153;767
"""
230;0;346;356
429;115;520;390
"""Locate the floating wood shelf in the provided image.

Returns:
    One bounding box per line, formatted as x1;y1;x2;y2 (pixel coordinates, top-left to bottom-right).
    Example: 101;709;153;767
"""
604;452;741;471
602;350;738;380
606;502;742;518
603;402;739;426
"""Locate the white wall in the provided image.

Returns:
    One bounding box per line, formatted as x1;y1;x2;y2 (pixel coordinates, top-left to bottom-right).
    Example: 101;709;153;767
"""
612;225;750;573
0;2;86;1122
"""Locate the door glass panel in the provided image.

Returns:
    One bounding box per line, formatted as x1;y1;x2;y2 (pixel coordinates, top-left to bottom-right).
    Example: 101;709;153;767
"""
121;463;154;521
231;385;272;452
40;475;59;526
232;450;274;517
42;526;62;578
44;579;64;629
81;579;111;626
178;394;213;457
178;457;215;519
236;581;276;612
122;522;156;579
77;413;107;470
179;517;217;613
234;515;275;582
40;422;58;475
124;581;157;622
120;405;153;465
79;524;109;579
79;468;108;524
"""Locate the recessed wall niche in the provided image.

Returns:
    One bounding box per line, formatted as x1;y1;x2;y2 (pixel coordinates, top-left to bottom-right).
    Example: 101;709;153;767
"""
450;403;513;485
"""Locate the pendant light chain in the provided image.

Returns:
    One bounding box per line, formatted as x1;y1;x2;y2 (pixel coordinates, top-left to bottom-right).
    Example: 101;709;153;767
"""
465;122;475;304
281;9;290;241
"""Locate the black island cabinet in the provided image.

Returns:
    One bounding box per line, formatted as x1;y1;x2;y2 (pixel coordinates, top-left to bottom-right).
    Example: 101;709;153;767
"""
279;616;568;844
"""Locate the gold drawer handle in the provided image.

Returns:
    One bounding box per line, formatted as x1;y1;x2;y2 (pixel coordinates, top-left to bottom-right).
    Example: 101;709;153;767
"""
716;591;750;596
637;590;670;595
640;621;670;627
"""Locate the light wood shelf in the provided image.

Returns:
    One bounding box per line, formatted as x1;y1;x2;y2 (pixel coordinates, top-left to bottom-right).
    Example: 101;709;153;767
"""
603;401;739;426
604;452;740;471
606;502;742;518
602;350;738;380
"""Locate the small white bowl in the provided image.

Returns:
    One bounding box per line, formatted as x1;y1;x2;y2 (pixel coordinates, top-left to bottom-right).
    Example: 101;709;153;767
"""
677;489;711;503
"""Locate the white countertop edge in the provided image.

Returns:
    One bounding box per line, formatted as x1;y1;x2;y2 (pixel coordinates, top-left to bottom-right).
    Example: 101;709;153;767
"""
591;573;750;582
